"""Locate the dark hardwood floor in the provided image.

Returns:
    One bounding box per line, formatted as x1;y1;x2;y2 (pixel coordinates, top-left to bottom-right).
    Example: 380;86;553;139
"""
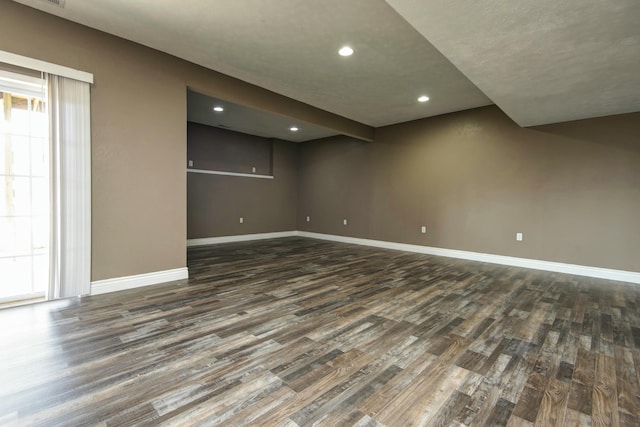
1;237;639;426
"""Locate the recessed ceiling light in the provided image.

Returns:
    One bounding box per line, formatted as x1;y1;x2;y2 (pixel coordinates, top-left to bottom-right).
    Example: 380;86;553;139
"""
418;95;430;103
338;46;354;57
290;126;299;132
213;106;224;112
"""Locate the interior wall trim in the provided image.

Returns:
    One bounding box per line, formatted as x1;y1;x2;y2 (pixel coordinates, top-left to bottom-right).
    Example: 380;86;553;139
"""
187;231;298;247
298;231;640;285
91;267;189;295
0;49;94;83
187;168;274;179
184;231;640;285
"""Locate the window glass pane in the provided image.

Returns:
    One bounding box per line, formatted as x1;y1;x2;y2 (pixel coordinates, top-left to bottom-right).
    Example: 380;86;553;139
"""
30;107;48;138
0;134;30;176
0;257;32;299
31;137;48;177
0;176;31;216
0;75;49;302
0;217;31;255
32;215;48;251
8;109;30;137
32;254;48;293
31;177;48;216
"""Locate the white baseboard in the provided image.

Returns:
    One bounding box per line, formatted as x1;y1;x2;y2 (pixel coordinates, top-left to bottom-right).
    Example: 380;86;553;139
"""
187;231;298;247
91;267;189;295
184;231;640;284
297;232;640;285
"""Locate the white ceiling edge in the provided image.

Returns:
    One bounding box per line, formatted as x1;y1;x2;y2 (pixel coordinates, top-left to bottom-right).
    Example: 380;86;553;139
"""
385;0;640;127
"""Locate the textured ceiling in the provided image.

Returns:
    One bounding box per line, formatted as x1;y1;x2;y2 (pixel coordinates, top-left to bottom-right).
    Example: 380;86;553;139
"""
10;0;640;131
11;0;490;128
386;0;640;126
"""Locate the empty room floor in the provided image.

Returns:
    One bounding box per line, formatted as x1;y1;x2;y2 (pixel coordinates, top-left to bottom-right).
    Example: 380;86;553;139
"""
1;238;639;426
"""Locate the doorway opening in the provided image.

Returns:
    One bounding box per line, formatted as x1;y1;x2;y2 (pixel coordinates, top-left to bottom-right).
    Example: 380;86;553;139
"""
0;70;49;305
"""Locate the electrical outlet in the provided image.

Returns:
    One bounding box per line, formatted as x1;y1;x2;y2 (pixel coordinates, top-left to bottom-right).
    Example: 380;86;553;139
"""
188;160;193;167
343;219;348;226
516;232;523;241
252;166;256;173
306;216;310;222
421;226;426;234
239;217;244;224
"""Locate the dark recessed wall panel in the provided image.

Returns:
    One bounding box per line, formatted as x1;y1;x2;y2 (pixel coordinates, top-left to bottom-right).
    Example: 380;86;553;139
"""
187;122;272;175
187;128;297;239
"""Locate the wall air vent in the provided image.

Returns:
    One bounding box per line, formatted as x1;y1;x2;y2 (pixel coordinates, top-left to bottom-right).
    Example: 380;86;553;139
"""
40;0;65;7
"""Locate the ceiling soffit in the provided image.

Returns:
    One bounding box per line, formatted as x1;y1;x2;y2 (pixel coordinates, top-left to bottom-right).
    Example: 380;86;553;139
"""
385;0;640;126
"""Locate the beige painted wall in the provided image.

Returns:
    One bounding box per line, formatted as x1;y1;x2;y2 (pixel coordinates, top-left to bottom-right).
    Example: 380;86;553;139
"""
299;106;640;272
3;1;638;279
0;1;367;281
1;1;187;281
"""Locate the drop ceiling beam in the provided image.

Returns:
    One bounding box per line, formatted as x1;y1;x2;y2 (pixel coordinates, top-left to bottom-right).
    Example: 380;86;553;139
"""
185;63;374;142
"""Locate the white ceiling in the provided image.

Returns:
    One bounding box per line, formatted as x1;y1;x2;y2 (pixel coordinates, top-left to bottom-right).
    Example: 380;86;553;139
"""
12;0;640;131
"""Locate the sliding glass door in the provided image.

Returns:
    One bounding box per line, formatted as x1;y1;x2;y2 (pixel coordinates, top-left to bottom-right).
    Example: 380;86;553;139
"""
0;70;49;303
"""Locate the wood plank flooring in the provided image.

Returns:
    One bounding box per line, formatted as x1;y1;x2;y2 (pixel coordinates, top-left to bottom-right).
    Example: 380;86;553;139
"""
1;237;640;426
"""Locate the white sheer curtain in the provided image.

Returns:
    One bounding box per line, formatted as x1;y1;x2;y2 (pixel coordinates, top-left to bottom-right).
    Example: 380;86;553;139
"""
48;74;91;299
